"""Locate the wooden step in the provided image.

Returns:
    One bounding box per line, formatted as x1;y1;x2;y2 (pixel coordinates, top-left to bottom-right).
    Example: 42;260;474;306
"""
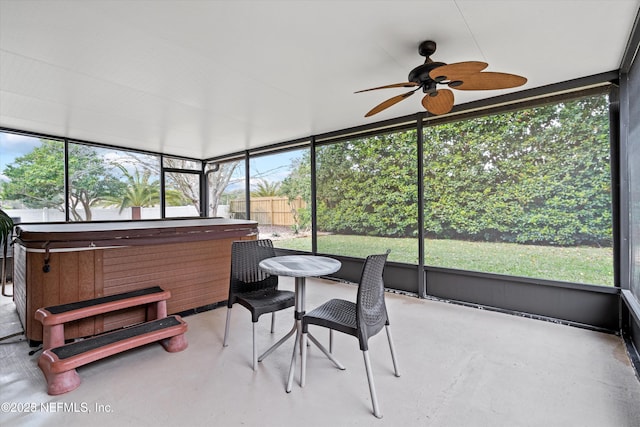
35;286;170;326
38;315;188;395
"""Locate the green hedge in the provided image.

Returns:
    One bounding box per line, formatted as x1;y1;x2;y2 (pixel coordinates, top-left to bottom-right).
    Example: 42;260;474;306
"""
314;94;612;247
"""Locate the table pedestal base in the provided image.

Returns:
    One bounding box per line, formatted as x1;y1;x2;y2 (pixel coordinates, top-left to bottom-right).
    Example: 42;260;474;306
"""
259;323;296;362
285;277;344;393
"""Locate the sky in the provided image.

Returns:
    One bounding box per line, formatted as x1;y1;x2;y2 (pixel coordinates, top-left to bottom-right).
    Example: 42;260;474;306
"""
0;130;304;186
0;132;42;179
250;150;300;183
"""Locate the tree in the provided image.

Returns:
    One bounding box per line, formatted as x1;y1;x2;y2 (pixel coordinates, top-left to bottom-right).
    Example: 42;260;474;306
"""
251;179;281;197
305;94;611;246
208;161;241;217
99;164;185;219
423;94;611;246
1;140;124;221
163;158;200;212
0;209;12;243
315;130;419;237
119;155;202;214
280;152;311;230
0;208;13;295
2;140;65;211
165;171;200;210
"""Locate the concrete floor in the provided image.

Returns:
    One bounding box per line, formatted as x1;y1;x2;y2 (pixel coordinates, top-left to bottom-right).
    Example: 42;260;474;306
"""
1;277;639;427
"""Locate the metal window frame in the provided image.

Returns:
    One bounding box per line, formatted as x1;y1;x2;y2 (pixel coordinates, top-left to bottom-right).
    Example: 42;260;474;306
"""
0;128;203;223
0;68;626;333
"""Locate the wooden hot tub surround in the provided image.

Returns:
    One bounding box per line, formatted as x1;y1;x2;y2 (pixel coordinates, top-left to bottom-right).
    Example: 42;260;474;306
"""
13;218;258;343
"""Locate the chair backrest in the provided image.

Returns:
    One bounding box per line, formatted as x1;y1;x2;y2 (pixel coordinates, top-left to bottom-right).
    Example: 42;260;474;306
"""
356;250;390;351
228;239;278;306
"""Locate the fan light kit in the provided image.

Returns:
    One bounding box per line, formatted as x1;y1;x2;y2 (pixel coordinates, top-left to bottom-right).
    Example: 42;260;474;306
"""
356;40;527;116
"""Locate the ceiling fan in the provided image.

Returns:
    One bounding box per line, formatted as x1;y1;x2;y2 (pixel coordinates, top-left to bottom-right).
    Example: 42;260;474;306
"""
356;40;527;116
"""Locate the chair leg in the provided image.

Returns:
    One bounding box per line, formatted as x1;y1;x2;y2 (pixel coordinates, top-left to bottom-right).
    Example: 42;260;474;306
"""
252;322;258;371
301;332;308;387
223;307;232;347
271;312;276;333
362;350;382;419
329;329;333;353
385;325;400;377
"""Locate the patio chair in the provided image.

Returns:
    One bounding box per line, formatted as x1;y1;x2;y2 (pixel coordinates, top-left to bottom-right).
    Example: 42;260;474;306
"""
300;251;400;418
223;239;295;370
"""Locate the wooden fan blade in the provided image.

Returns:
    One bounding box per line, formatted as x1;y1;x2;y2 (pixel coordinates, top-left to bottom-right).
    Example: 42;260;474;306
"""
355;82;419;93
364;90;416;117
421;89;454;115
454;72;527;90
429;61;488;81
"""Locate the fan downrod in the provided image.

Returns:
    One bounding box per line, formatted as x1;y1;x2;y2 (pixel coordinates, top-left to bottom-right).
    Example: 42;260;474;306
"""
408;41;445;92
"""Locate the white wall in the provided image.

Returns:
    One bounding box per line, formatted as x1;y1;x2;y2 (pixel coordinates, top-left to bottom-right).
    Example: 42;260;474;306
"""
3;206;200;223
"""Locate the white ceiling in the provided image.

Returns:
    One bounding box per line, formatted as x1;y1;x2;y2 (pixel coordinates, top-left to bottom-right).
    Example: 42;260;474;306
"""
1;0;638;160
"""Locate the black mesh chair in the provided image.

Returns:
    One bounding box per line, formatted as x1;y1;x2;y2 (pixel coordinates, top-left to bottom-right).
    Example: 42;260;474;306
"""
300;251;400;418
223;239;295;370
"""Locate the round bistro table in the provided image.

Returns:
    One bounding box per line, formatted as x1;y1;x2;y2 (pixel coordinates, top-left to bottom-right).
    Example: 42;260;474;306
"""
259;255;344;392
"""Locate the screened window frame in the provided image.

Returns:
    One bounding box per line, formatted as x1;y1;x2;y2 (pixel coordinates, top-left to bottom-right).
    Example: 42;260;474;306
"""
208;80;618;290
0;129;204;223
1;73;620;289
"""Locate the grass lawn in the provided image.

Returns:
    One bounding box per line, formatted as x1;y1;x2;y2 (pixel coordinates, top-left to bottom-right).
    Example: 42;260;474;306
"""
273;234;614;287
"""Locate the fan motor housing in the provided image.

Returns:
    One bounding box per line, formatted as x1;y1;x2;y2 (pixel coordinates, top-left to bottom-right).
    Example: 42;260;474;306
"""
408;62;445;85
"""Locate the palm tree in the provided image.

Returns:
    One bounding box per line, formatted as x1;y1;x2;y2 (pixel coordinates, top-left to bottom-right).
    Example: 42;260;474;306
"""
101;164;186;219
251;179;281;197
1;208;14;296
100;165;179;219
0;209;12;243
102;166;158;219
101;165;187;219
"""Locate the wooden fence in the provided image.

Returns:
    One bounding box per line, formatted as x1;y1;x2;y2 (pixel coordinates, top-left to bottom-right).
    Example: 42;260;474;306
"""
229;197;306;226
